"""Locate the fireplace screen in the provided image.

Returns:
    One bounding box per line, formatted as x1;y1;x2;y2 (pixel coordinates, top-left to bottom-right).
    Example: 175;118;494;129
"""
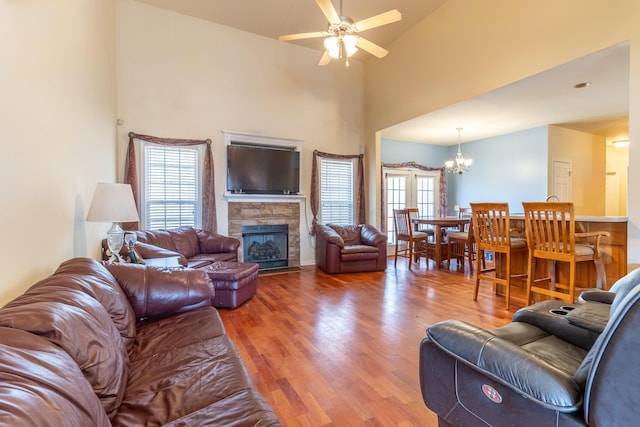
242;224;289;269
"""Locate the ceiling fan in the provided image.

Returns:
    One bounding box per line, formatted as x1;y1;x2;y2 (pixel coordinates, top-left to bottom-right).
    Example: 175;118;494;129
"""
278;0;401;66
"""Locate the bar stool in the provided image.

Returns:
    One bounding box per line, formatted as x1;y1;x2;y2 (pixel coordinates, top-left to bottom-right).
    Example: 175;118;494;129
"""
522;202;609;305
471;202;528;310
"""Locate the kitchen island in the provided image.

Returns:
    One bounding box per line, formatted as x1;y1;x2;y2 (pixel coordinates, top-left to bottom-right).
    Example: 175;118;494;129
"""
496;215;627;294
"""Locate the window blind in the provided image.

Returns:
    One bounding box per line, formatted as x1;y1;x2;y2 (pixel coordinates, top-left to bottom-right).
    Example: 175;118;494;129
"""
319;158;354;224
143;143;201;230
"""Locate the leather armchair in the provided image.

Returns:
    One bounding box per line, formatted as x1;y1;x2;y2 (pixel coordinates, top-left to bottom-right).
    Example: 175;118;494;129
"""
315;223;387;274
419;268;640;427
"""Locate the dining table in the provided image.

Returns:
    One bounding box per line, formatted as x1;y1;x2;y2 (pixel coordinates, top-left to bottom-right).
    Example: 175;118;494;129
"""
412;216;470;269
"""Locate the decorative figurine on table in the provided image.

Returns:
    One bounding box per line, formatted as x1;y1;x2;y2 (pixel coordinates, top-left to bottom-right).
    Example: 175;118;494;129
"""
124;232;144;264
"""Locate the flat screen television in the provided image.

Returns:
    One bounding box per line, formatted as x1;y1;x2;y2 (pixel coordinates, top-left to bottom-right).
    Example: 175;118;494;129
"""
227;144;300;195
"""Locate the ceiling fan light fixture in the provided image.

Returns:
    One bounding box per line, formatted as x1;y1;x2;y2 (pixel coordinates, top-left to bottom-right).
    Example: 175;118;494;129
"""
279;1;401;66
324;34;358;59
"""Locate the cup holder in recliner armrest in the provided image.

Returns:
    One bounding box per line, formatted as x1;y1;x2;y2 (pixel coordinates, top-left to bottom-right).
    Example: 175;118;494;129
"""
548;305;578;315
512;300;601;350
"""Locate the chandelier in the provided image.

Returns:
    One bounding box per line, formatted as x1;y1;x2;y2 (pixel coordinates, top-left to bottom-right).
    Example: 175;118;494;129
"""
445;127;472;174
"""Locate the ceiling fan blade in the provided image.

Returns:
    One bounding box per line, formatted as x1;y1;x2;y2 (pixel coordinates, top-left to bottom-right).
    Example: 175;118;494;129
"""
319;51;332;66
315;0;340;24
356;37;389;59
354;9;402;32
279;31;326;41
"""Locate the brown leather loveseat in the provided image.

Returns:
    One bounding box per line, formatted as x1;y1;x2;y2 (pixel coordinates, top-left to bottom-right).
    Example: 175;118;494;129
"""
105;226;240;267
0;258;280;426
107;227;260;309
315;223;387;274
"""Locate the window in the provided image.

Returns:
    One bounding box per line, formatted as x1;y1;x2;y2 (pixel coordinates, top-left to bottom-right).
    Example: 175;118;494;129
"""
416;174;437;218
319;157;356;225
141;142;203;230
384;168;440;244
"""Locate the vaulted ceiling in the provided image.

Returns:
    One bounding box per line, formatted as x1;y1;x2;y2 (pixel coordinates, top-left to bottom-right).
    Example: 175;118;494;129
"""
133;0;446;58
132;1;629;145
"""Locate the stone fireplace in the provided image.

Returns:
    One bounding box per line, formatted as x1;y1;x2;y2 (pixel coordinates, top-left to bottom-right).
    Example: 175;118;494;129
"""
228;202;300;269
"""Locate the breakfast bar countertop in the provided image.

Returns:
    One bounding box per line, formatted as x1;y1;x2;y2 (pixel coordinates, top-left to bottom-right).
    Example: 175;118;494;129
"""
509;214;628;223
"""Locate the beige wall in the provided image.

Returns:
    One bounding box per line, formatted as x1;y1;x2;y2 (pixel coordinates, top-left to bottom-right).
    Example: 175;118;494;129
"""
116;0;365;266
548;126;606;216
364;0;640;262
0;1;117;304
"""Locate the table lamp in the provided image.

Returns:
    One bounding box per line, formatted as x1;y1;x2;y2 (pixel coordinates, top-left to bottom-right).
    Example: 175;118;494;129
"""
86;183;140;261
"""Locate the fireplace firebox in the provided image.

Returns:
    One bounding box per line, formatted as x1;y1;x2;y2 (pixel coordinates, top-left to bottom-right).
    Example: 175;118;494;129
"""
241;224;288;269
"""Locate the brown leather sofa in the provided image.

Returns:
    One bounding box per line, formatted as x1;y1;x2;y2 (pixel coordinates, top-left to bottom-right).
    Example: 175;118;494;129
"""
315;223;387;274
106;227;260;309
419;268;640;427
104;226;240;267
0;258;280;426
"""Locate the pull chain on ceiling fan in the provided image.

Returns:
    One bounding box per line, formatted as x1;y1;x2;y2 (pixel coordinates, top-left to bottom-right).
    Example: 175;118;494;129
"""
278;0;402;67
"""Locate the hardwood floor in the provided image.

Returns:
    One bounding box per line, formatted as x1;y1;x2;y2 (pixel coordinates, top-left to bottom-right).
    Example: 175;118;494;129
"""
219;258;525;426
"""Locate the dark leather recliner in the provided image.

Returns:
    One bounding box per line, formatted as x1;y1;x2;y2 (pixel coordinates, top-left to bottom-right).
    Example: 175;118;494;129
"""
419;268;640;427
315;223;387;274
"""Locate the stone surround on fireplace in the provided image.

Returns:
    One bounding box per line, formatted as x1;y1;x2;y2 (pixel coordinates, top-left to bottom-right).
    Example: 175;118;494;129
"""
228;202;300;268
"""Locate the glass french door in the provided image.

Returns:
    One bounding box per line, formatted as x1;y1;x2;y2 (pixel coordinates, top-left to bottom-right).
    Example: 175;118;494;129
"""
384;168;440;244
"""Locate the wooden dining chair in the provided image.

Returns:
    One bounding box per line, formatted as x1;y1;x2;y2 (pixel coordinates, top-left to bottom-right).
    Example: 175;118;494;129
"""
441;207;470;241
522;202;609;305
446;209;478;272
458;207;471;218
393;208;430;270
471;202;528;310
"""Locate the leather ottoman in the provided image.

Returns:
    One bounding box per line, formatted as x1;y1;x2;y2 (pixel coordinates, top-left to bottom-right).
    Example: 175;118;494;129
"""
204;261;259;308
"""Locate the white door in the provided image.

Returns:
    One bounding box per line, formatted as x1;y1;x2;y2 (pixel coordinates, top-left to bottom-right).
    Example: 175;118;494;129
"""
384;168;440;244
552;160;572;202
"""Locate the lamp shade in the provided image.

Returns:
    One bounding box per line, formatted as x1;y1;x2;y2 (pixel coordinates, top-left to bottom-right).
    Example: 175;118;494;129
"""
86;183;139;223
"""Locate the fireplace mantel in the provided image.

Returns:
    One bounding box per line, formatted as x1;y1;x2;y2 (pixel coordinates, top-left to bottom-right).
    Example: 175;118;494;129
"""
224;193;306;203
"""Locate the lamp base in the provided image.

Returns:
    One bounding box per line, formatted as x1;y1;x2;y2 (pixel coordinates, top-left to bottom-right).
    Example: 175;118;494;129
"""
106;222;125;262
